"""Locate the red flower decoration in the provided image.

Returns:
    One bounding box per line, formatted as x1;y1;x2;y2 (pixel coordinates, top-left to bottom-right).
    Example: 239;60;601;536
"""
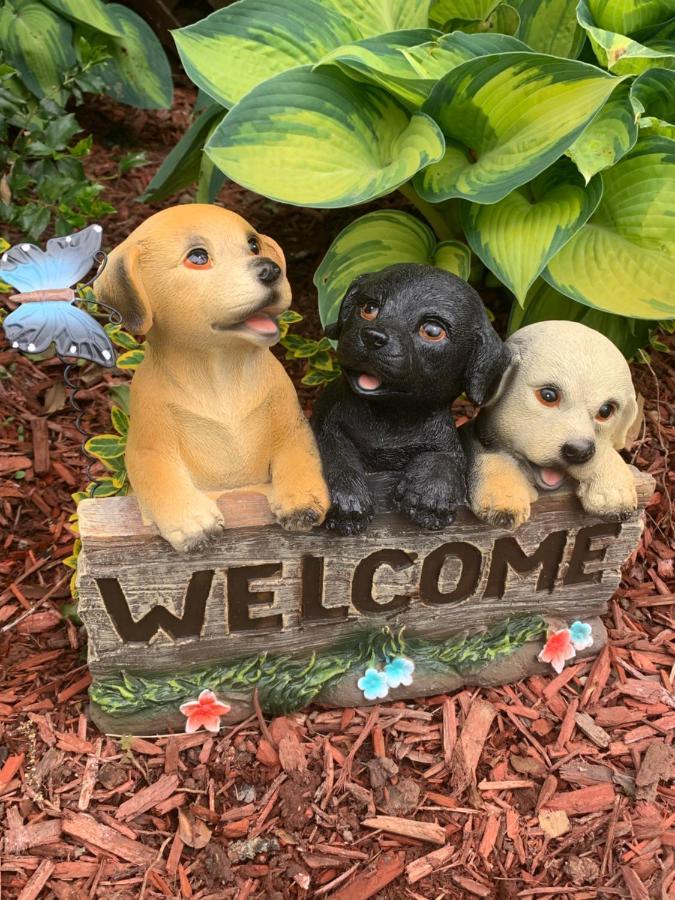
538;628;576;674
179;689;231;734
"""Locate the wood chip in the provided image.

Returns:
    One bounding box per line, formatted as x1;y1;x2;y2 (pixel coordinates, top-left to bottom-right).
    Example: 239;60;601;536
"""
544;783;616;815
115;773;179;821
17;859;54;900
451;699;497;794
406;843;455;883
62;812;156;865
361;815;446;845
330;851;405;900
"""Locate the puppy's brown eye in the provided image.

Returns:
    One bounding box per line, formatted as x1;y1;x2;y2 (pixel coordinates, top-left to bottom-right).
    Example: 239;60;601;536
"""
536;387;560;407
184;248;211;269
248;237;260;255
360;302;379;321
419;321;447;342
596;402;615;421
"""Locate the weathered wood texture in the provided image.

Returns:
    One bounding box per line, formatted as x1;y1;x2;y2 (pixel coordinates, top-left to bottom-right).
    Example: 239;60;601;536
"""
77;471;653;677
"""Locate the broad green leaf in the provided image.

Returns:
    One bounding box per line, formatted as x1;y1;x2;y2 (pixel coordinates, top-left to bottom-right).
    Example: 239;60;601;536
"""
631;67;675;122
116;347;146;369
111;406;129;437
97;5;172;109
320;30;528;107
508;280;653;358
454;4;521;35
577;0;675;74
430;0;501;27
588;0;673;35
41;0;122;36
544;134;675;319
0;1;75;98
415;52;620;204
315;210;471;327
567;83;640;182
85;434;126;460
142;104;225;202
173;0;361;109
514;0;585;58
317;0;431;36
206;67;445;208
462;159;602;303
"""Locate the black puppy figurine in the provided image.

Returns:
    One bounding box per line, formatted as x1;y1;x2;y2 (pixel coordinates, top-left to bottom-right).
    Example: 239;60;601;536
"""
311;263;508;535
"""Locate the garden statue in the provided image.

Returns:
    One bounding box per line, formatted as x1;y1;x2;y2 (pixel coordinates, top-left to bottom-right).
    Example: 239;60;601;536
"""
93;204;329;552
311;263;509;534
463;320;640;529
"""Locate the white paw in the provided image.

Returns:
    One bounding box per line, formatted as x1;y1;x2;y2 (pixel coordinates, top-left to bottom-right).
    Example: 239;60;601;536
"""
577;478;637;521
159;501;225;553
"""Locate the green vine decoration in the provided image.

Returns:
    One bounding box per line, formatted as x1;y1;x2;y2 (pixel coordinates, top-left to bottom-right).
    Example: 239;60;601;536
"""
90;614;546;718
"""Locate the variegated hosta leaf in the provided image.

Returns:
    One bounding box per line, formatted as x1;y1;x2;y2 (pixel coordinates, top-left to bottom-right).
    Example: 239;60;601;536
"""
173;0;361;108
514;0;585;58
316;0;431;36
462;159;602;303
415;52;620;204
455;4;520;36
577;0;675;74
544;134;675;319
567;83;640;182
320;30;528;108
41;0;122;36
631;67;675;123
587;0;673;35
96;4;173;109
206;67;445;208
429;0;501;27
315;210;471;328
508;280;653;359
0;1;75;98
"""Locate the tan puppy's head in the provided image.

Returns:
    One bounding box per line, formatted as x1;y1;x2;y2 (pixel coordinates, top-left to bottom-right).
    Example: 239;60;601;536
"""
95;204;291;348
480;321;638;490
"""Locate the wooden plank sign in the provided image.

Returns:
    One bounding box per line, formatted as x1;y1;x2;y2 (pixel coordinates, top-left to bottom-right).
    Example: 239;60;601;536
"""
77;470;653;735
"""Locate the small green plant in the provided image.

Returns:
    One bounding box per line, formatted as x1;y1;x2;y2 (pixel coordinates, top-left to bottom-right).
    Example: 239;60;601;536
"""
158;0;675;356
279;309;340;386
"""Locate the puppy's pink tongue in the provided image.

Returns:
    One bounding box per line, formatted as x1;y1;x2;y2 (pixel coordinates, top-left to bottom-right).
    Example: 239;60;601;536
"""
245;314;277;335
357;373;381;391
540;467;564;488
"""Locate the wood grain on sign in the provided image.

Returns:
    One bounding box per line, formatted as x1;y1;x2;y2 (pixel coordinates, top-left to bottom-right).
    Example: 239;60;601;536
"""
77;471;653;677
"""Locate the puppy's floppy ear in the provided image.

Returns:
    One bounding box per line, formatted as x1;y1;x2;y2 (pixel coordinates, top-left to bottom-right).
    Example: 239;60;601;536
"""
259;234;286;271
479;343;521;408
464;316;511;406
613;392;640;450
323;273;368;340
95;242;153;334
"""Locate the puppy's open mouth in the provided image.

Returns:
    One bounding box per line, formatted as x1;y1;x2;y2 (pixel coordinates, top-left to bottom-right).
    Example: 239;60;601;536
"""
344;369;390;395
212;304;283;341
528;463;567;492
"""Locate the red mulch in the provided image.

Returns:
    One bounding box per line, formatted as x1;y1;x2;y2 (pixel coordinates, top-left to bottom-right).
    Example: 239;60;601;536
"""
1;95;674;900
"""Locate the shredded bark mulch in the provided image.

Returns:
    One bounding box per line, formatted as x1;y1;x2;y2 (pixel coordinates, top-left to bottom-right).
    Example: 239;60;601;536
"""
1;94;674;899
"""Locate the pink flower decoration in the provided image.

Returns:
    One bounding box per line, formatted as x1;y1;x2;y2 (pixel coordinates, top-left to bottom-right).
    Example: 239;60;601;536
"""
179;689;231;734
538;629;576;674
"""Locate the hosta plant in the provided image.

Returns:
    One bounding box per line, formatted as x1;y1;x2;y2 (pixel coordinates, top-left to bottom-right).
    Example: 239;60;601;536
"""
157;0;675;356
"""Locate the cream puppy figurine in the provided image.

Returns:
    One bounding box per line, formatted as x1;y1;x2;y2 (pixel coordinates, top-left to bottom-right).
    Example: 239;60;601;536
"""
464;320;639;528
95;204;329;552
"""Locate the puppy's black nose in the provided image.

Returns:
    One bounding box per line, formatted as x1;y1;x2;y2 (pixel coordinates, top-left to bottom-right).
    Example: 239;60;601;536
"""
361;327;388;349
561;439;596;464
255;258;281;285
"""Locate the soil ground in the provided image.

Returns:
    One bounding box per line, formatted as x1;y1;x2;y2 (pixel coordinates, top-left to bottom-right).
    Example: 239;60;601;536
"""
1;91;674;899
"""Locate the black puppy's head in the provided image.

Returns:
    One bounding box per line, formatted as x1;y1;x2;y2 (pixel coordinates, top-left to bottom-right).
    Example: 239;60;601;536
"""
325;263;508;407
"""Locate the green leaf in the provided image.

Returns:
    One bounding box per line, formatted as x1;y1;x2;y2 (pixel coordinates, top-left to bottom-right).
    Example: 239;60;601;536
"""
96;4;172;109
587;0;674;35
315;209;471;328
104;324;142;351
577;0;675;74
509;279;654;358
567;82;640;182
111;406;129;437
142;104;224;202
196;152;226;204
515;0;585;58
631;67;675;123
90;477;122;498
0;1;75;98
85;434;126;460
430;0;501;27
320;30;528;107
41;0;122;36
415;52;621;204
116;347;145;369
108;384;130;415
173;0;361;109
463;159;602;303
454;4;521;36
544;134;675;319
317;0;431;36
206;66;445;208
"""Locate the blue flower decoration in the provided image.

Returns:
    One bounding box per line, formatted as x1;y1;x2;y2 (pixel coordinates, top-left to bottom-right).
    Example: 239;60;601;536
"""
569;620;593;651
357;667;390;701
384;656;415;689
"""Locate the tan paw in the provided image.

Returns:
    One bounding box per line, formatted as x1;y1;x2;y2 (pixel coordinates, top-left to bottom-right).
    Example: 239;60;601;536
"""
471;483;533;530
577;477;638;521
270;491;327;532
158;498;225;553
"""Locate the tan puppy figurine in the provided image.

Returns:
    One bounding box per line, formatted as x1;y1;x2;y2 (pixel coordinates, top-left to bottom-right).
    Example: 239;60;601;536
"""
464;320;639;528
95;204;329;552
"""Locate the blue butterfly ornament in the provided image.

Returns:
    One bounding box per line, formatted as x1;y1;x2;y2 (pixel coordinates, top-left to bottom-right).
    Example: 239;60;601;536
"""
1;225;116;368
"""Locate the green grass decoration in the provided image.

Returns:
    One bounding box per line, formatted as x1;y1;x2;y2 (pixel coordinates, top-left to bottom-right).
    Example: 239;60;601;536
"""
91;614;546;718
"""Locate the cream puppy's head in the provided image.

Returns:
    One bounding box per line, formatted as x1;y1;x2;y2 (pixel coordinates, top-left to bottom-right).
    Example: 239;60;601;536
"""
95;204;291;348
479;321;638;490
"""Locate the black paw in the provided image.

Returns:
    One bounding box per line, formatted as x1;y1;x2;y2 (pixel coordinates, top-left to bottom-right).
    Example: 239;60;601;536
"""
325;482;374;536
395;475;459;530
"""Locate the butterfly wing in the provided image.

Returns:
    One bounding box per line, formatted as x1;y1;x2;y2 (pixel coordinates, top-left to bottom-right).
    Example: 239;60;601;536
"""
3;302;116;368
0;224;103;292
